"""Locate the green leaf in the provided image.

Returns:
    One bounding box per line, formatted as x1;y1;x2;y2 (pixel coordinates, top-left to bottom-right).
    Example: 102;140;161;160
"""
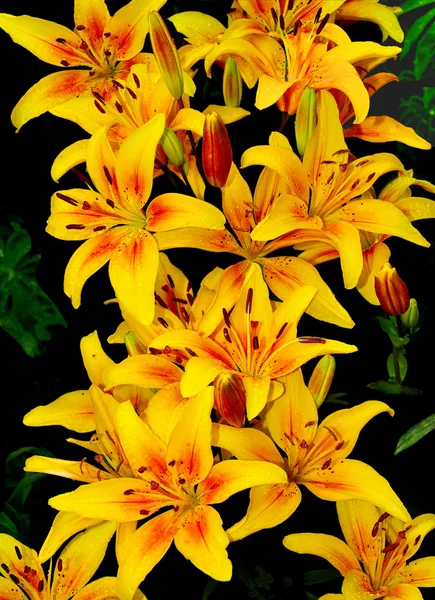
395;413;435;454
386;352;408;381
414;20;435;78
202;580;220;600
367;380;423;396
0;221;66;357
401;6;435;58
304;569;341;587
305;593;319;600
325;392;349;406
376;316;399;339
399;0;435;15
0;511;21;538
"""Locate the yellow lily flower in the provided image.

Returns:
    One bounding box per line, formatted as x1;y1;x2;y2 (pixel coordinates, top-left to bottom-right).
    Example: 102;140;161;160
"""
0;522;118;600
0;0;166;129
46;114;225;323
146;263;357;422
284;499;435;599
47;392;288;598
248;90;430;290
211;369;410;541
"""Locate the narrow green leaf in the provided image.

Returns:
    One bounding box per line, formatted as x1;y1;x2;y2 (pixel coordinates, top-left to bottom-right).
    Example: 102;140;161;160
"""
367;380;422;396
202;580;220;600
414;21;435;78
401;7;435;59
395;413;435;454
399;0;435;14
304;568;341;587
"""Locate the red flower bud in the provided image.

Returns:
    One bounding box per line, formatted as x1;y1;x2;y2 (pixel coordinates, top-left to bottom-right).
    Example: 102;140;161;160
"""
374;262;410;316
148;11;184;100
214;372;246;428
202;112;232;188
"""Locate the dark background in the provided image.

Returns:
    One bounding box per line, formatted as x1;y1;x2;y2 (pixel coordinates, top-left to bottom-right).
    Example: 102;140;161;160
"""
1;1;434;598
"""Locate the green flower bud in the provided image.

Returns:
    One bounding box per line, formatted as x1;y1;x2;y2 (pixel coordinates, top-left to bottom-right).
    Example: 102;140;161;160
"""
400;298;419;329
160;127;185;167
295;87;317;157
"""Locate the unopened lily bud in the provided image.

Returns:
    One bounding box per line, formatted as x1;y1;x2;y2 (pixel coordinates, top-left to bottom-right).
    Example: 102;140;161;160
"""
374;262;410;316
400;298;419;328
148;11;184;100
308;355;336;408
295;87;317;157
202;112;233;187
215;372;246;428
124;332;147;356
223;57;243;107
160;127;185;167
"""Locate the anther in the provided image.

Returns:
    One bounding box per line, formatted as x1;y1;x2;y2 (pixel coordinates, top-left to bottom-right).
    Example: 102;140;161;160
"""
126;87;137;99
1;564;10;573
57;559;63;572
335;441;345;450
305;421;316;427
66;224;86;230
150;481;159;490
300;439;309;449
115;101;124;113
140;509;150;515
223;328;232;343
133;73;141;88
276;322;288;339
187;292;194;305
123;489;135;495
149;347;163;355
168;459;176;467
366;172;376;183
321;458;332;470
178;478;186;485
245;288;253;314
180;306;190;322
82;201;91;210
57;192;79;206
351;179;360;190
382;541;400;554
94;99;106;114
61;60;70;67
185;347;197;357
299;337;326;344
155;294;168;309
103;165;112;184
157;317;169;328
253;336;259;350
106;198;115;208
222;308;232;328
14;546;22;560
10;574;20;585
76;24;86;30
56;38;66;44
93;225;106;232
38;580;44;592
314;8;322;23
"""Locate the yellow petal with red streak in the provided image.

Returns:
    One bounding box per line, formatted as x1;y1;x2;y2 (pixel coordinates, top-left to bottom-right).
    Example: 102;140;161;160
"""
11;70;93;130
301;459;410;521
39;512;101;563
227;482;301;541
104;354;182;390
149;330;233;365
51;139;89;183
116;114;165;211
392;557;435;588
103;0;166;61
198;460;288;505
0;578;26;600
51;522;115;600
261;256;354;329
23;390;94;432
114;400;172;487
49;478;174;521
73;577;119;600
167;388;214;487
283;532;360;576
87;126;120;207
115;511;179;600
115;522;137;567
175;506;231;580
64;226;129;308
0;13;83;66
0;534;45;600
154;227;242;254
109;228;159;325
345;116;431;149
74;0;110;55
146;194;226;231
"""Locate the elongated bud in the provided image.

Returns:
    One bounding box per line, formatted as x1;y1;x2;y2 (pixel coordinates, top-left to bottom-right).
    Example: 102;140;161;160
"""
124;332;147;356
160;128;185;167
295;87;317;156
374;262;410;316
215;372;246;428
202;112;233;187
223;57;243;107
400;297;419;328
308;355;335;408
148;11;184;100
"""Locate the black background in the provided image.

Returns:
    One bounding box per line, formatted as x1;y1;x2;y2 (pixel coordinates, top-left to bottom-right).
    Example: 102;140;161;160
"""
1;1;434;598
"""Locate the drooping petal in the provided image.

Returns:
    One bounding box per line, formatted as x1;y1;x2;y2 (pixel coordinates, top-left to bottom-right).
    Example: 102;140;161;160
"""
261;256;354;329
227;483;301;541
51;139;89;182
23;390;94;432
115;510;179;600
11;70;92;130
80;330;115;388
24;455;109;483
167;388;214;488
331;200;430;248
357;242;391;305
38;511;101;563
115;522;137;567
104;354;182;390
394;197;435;223
301;459;410;521
116;113;166;211
175;506;232;580
323;221;363;289
344;116;431;149
336;0;404;43
146;194;226;231
103;0;166;61
114;400;171;487
109;228;159;325
51;522;115;600
283;532;360;576
197;460;288;505
49;479;175;522
63;226;130;308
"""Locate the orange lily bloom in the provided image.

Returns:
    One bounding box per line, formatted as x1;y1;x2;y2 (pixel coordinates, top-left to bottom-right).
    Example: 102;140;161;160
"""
336;0;404;42
0;0;166;129
248;90;430;291
46;114;225;324
284;499;435;599
47;392;288;598
145;264;357;422
211;369;410;542
0;523;118;600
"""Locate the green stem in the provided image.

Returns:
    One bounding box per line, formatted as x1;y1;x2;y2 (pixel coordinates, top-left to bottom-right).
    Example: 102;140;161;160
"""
392;344;402;385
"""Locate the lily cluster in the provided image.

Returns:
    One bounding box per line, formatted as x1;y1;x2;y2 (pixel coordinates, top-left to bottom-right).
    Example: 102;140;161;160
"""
0;1;434;599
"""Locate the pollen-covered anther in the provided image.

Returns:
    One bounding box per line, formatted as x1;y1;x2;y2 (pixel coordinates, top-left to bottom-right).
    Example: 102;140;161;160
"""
222;308;232;328
382;541;400;554
14;547;22;560
138;466;147;473
157;317;169;328
140;509;150;515
150;481;159;490
94;100;106;114
299;337;326;344
321;458;332;470
276;322;288;339
415;534;421;545
57;559;63;572
253;335;259;350
123;489;135;496
245;288;253;314
57;192;79;206
300;439;309;449
66;224;86;230
351;179;360;190
223;328;232;343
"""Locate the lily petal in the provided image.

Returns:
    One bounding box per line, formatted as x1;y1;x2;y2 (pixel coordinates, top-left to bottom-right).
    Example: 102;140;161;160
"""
344;116;431;150
23;390;94;432
24;455;109;483
104;354;182;390
392;557;435;587
147;384;189;444
211;423;284;465
51;139;89;182
323;221;363;289
39;511;101;563
357;242;391;305
80;330;115;388
146;194;226;231
74;0;110;56
175;506;231;581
